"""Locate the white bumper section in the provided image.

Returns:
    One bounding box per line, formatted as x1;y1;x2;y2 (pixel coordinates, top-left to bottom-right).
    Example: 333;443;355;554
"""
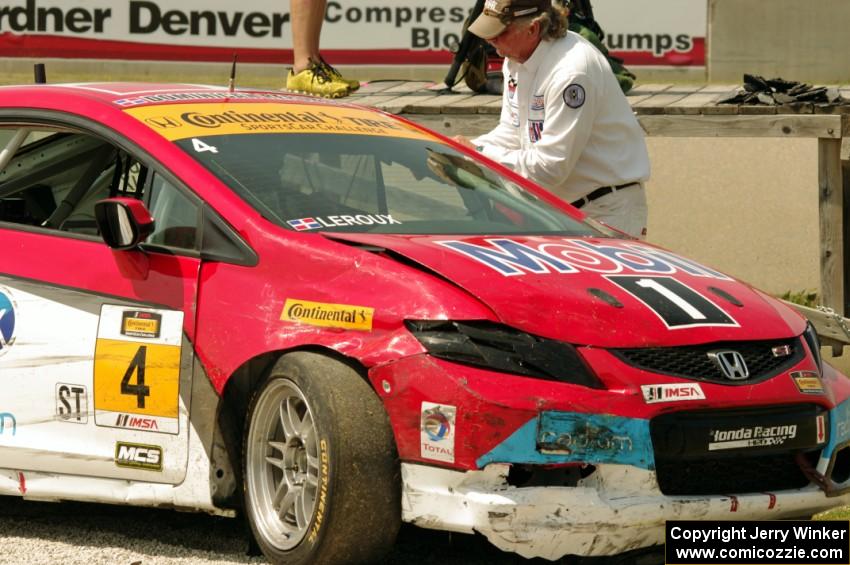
401;462;850;561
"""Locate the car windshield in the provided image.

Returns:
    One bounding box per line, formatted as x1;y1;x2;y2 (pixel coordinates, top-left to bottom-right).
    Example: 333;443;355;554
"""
182;133;607;236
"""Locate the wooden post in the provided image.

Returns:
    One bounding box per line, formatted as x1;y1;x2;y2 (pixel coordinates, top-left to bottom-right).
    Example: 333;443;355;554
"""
843;157;850;317
819;137;844;314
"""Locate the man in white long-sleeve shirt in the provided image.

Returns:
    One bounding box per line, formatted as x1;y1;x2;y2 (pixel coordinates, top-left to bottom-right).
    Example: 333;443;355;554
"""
453;0;650;238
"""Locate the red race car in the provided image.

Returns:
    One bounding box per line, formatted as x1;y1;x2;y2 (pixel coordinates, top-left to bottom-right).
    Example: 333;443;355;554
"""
0;83;847;564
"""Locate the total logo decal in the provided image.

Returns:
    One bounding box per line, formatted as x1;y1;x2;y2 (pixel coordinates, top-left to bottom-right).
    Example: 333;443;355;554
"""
420;402;456;463
287;214;401;231
641;383;705;404
0;286;17;354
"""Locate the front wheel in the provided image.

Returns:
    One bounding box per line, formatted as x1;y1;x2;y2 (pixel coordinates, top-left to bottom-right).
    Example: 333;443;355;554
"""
243;352;400;564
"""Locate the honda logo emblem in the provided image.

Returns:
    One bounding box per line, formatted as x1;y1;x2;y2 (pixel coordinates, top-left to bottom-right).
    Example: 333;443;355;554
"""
708;350;750;380
144;116;182;129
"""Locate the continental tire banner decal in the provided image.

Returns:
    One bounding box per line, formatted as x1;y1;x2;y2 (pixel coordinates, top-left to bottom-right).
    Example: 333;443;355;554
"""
281;299;374;332
0;0;706;67
126;103;436;141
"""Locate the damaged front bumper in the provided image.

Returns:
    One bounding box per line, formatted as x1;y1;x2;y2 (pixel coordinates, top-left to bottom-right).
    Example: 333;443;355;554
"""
401;462;850;561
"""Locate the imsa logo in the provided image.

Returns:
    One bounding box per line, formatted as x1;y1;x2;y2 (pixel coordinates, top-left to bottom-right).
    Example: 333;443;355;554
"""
115;442;162;471
641;383;706;404
115;413;160;431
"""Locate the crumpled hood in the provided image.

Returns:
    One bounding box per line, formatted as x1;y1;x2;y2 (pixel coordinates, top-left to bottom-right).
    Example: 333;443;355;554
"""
328;234;806;347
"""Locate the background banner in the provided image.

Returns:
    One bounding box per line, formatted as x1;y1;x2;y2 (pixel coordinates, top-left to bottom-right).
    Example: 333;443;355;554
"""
0;0;706;66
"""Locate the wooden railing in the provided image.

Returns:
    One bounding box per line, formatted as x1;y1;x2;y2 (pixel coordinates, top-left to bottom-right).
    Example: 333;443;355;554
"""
782;300;850;356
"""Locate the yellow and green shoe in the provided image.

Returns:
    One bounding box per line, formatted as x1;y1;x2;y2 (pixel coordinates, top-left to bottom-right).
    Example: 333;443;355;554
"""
319;57;360;92
285;62;350;99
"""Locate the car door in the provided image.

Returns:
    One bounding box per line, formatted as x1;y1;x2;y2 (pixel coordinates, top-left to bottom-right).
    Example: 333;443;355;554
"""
0;123;201;485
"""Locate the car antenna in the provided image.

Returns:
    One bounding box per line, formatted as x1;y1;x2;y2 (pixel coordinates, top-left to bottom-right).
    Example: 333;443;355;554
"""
34;63;47;84
228;53;238;93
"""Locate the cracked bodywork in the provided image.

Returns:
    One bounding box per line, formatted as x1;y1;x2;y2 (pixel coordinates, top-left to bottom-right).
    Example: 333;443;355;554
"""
0;83;849;562
380;344;850;558
401;461;850;560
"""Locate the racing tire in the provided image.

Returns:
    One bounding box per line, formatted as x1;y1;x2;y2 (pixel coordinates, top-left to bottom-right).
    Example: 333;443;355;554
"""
243;351;400;564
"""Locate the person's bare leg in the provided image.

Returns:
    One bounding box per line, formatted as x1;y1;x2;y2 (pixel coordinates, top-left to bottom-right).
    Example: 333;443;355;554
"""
290;0;325;73
307;0;326;61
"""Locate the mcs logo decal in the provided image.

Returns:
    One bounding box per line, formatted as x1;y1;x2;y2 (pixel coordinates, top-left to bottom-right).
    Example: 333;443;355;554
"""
115;442;162;471
0;287;16;354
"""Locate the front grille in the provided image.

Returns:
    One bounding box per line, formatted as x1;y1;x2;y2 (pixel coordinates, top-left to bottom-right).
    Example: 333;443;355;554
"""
613;338;803;384
655;453;811;495
651;404;824;495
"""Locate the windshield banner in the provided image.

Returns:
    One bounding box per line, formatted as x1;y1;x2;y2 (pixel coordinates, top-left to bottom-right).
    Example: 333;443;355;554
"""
126;102;437;141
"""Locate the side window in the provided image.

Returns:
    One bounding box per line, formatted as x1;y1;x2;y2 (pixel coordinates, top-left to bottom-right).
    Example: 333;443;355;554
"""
0;126;198;251
146;174;199;250
0;128;143;235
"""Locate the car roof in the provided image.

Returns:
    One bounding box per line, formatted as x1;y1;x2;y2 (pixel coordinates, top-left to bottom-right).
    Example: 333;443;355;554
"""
0;82;345;109
0;82;437;143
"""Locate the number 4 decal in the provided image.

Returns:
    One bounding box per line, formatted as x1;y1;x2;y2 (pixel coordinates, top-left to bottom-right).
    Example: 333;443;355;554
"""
93;305;183;435
120;345;151;409
606;276;738;328
191;138;218;153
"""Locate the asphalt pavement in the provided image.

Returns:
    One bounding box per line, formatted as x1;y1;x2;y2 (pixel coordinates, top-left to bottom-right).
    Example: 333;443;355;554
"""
0;495;667;564
0;496;534;564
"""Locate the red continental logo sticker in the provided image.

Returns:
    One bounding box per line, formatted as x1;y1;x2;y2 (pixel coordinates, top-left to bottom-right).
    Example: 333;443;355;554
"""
282;299;373;331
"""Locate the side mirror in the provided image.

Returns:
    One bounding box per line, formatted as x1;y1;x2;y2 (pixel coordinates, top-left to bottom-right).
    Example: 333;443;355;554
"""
94;197;155;250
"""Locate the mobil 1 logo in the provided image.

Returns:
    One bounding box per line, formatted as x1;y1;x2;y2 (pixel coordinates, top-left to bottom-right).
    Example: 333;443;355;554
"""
606;276;737;329
56;383;88;424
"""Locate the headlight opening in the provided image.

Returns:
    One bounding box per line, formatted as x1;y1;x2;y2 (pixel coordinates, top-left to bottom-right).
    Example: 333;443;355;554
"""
405;320;603;388
803;322;824;376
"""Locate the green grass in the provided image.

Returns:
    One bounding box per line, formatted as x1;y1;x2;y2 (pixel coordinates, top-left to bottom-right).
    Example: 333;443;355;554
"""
815;506;850;520
780;289;820;309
